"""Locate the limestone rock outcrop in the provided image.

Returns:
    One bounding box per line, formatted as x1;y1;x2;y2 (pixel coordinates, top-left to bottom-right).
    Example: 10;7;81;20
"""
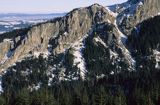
0;4;115;71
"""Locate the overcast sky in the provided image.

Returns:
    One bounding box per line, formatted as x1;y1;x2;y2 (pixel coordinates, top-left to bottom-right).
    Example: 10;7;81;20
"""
0;0;127;13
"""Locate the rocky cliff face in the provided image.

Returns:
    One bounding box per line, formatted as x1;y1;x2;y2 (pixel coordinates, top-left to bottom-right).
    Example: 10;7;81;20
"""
109;0;160;35
128;15;160;70
0;2;135;82
0;4;116;71
0;0;160;85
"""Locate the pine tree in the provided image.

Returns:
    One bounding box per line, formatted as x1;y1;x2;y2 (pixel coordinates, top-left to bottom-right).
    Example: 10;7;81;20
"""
116;88;127;105
14;88;30;105
0;96;5;105
95;86;107;105
80;88;89;105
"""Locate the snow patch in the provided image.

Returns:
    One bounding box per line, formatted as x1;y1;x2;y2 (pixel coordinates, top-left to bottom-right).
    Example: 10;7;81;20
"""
4;25;13;28
3;38;12;42
110;71;114;75
96;74;105;79
153;50;160;55
21;69;31;76
9;21;21;25
0;21;10;25
153;50;160;69
120;46;136;70
29;82;42;91
0;75;3;93
72;35;88;80
138;1;143;6
63;32;68;36
111;8;136;70
59;68;66;81
94;36;108;48
27;20;46;24
0;71;7;93
114;20;127;44
106;7;118;17
109;49;118;59
48;77;53;86
33;51;50;58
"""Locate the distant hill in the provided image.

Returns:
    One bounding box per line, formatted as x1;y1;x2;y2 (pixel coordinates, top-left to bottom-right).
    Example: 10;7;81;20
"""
0;13;65;34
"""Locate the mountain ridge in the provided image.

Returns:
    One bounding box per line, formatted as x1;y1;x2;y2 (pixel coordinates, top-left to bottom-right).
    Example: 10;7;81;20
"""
0;4;116;72
0;1;160;104
0;0;160;90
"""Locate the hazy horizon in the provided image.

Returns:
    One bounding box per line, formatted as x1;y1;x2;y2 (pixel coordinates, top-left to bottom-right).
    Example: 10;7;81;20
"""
0;0;127;14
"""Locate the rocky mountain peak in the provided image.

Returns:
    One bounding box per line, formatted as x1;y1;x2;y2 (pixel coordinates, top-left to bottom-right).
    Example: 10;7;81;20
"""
0;4;116;71
0;1;159;80
0;1;160;98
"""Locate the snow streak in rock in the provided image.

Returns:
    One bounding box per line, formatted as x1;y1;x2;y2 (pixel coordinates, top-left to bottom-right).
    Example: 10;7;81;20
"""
72;35;88;80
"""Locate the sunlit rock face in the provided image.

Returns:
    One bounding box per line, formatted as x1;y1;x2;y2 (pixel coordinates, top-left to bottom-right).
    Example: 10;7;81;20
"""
0;4;115;72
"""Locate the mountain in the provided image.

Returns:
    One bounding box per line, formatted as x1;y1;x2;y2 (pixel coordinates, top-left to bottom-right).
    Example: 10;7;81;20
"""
0;0;160;104
0;0;159;82
0;4;134;77
109;0;160;35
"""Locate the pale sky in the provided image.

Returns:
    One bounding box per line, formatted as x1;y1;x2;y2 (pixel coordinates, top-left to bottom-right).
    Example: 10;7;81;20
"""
0;0;127;13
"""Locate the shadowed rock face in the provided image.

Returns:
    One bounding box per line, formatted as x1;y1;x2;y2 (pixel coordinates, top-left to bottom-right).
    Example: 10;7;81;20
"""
115;0;160;36
0;4;115;71
129;16;160;54
127;15;160;70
